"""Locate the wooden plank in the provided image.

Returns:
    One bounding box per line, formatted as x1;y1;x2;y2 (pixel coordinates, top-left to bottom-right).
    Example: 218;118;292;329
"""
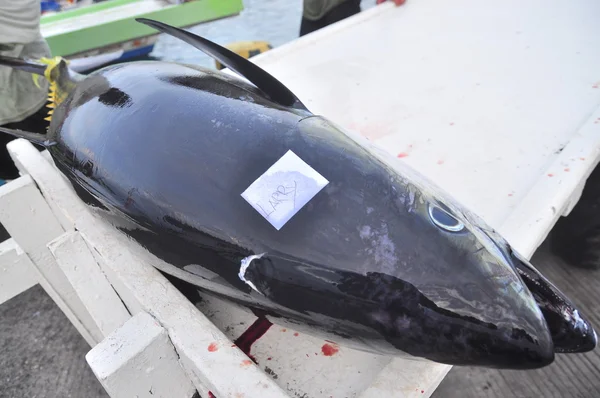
0;239;38;304
499;107;600;258
7;139;290;397
48;230;132;338
0;175;100;346
86;311;197;398
192;291;399;398
359;359;451;398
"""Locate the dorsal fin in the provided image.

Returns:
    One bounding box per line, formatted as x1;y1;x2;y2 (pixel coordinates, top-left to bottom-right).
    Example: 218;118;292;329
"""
135;18;309;112
0;127;55;147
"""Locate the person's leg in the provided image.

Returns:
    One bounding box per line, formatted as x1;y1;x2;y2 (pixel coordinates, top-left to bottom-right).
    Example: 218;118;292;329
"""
300;0;362;37
300;16;328;36
322;0;361;25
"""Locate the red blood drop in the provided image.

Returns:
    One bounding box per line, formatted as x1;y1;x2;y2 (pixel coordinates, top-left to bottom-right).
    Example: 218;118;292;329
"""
397;152;409;158
293;332;299;337
209;392;216;398
208;342;219;352
321;343;339;356
548;173;554;177
267;357;272;360
241;360;252;367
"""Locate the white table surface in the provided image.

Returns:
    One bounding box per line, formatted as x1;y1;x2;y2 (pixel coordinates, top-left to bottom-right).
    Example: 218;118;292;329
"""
249;0;600;258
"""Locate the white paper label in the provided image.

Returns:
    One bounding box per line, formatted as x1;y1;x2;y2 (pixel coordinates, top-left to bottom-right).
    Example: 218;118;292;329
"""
241;150;329;230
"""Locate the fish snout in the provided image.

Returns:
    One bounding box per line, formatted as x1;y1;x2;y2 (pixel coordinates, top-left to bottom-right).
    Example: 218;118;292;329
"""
366;256;555;368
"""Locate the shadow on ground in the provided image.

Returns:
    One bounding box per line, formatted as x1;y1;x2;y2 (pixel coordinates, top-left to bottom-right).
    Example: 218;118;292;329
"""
0;284;108;398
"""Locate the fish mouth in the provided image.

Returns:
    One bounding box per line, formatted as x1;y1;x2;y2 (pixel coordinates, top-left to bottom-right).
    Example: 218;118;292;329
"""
475;226;598;354
506;248;598;354
364;269;555;369
542;308;598;353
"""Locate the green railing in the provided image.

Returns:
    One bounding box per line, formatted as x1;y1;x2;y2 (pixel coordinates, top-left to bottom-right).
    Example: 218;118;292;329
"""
41;0;244;57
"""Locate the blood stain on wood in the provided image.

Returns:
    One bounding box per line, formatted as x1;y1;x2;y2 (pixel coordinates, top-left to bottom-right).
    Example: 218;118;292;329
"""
321;343;339;356
234;317;273;364
208;342;219;352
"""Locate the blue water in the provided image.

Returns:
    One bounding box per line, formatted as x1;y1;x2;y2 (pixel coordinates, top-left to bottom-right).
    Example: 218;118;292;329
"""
152;0;378;68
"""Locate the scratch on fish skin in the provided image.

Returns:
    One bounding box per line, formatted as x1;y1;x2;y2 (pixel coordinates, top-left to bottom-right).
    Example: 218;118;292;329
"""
239;253;265;294
473;246;486;255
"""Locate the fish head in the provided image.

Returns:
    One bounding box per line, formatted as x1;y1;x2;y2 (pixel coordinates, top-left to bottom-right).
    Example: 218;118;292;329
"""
297;116;555;367
372;180;556;368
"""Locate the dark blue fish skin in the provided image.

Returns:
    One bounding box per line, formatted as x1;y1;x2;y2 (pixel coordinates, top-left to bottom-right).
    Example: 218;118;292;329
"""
510;251;597;353
39;60;558;369
474;226;598;354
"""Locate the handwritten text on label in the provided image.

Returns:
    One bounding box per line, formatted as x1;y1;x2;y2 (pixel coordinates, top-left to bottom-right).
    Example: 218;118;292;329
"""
241;150;329;230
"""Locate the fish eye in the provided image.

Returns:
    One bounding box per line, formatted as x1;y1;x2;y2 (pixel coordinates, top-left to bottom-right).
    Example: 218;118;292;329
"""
428;204;465;232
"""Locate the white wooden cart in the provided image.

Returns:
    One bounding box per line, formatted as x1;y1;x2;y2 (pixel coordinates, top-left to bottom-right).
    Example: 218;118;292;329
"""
1;1;600;397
